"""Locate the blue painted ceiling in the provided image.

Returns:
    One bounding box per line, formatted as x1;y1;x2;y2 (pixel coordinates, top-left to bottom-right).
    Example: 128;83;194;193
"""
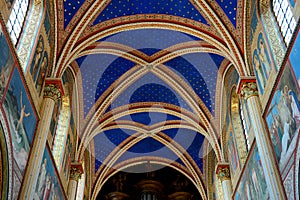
61;0;239;182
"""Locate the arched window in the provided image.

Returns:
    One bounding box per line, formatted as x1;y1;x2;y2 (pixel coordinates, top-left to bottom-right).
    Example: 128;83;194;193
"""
273;0;297;45
6;0;30;45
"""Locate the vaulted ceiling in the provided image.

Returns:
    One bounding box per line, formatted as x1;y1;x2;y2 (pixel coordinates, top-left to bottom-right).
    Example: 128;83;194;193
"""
53;0;248;199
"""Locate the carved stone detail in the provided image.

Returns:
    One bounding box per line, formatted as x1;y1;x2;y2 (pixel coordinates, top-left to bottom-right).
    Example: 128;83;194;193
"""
70;163;84;181
43;84;62;101
216;164;231;182
240;81;259;100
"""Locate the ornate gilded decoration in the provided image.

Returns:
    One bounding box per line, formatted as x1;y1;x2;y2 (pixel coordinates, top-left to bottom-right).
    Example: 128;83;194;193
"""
216;164;231;182
239;80;259;100
43;84;62;101
70;163;84;181
43;79;64;101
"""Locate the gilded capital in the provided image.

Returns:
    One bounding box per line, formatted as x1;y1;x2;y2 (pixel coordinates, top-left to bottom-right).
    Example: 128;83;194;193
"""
43;84;62;101
70;163;84;181
240;81;258;100
216;164;231;182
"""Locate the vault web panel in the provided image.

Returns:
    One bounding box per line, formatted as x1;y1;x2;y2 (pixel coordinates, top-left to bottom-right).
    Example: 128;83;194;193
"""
97;29;202;53
92;0;208;25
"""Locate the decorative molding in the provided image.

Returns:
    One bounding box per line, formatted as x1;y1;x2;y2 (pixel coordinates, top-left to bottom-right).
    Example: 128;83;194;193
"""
259;1;285;71
216;163;231;182
17;0;43;71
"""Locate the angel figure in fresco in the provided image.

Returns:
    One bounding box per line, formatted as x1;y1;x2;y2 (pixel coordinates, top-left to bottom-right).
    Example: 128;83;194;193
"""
16;90;31;131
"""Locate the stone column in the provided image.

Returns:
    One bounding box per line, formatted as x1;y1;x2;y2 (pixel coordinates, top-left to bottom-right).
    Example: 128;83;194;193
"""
68;162;84;200
19;79;64;199
215;163;232;200
237;78;286;200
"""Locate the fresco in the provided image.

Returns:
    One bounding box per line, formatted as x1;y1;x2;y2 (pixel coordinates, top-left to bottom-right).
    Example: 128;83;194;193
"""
30;35;48;96
252;32;275;94
234;144;269;199
250;0;258;45
0;22;14;100
266;64;300;170
289;29;300;86
33;146;65;200
45;0;52;43
227;131;240;175
289;0;300;20
49;99;61;137
3;67;37;173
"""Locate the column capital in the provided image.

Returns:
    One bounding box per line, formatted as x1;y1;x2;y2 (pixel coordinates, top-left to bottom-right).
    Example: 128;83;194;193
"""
237;77;258;100
43;79;64;101
216;163;231;182
70;162;84;181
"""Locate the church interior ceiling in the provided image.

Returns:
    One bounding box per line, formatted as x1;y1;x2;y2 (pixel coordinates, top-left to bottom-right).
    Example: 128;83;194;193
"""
55;0;246;197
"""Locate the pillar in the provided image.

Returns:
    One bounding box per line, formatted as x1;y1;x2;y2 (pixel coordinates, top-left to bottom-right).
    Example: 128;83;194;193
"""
215;163;232;200
19;79;64;199
68;162;84;200
237;78;286;200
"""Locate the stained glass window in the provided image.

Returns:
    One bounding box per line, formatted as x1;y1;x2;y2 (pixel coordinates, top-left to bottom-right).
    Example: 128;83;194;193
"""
6;0;29;45
273;0;297;45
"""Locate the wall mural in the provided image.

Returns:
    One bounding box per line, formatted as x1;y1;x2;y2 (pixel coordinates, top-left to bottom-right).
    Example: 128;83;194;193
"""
249;0;258;46
289;28;300;86
0;22;14;101
1;16;38;199
252;32;275;95
250;0;278;96
0;121;9;199
290;0;300;20
266;64;300;171
227;131;240;175
3;67;37;171
30;35;48;96
33;145;65;200
2;67;37;198
234;144;269;200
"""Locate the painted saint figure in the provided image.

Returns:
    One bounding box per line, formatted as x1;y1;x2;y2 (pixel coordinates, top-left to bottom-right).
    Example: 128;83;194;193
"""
253;50;266;92
258;36;272;78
